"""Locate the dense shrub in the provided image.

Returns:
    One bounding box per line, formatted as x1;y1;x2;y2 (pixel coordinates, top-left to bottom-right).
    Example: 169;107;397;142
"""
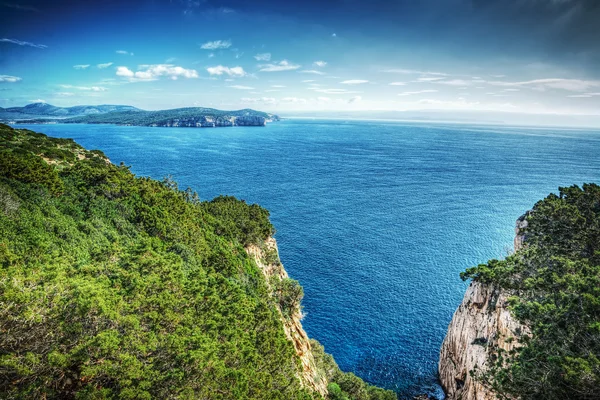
462;184;600;400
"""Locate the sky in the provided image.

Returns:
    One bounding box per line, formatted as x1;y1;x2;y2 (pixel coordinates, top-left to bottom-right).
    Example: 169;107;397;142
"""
1;0;600;118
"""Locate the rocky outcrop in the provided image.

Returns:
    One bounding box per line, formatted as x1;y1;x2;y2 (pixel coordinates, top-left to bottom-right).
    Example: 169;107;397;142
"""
246;238;329;398
234;115;267;126
439;217;530;400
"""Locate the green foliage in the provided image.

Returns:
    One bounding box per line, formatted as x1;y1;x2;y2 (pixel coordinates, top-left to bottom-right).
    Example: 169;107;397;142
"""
0;124;317;399
274;278;304;318
22;107;278;126
462;184;600;400
311;341;397;400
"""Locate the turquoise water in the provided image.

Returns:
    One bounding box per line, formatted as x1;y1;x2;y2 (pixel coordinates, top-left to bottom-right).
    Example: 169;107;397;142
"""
20;120;600;398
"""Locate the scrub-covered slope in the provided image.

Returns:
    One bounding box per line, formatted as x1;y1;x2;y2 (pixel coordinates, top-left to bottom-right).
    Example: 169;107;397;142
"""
0;124;394;400
442;184;600;400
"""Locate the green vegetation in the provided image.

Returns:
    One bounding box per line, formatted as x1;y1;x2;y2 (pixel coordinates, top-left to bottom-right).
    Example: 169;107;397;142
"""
20;107;278;126
461;184;600;400
0;124;394;400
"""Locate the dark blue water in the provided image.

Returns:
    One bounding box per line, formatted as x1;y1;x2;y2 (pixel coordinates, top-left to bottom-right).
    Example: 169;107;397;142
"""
20;120;600;398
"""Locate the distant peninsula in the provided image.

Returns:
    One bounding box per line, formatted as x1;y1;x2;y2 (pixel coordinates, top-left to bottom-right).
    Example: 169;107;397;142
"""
1;102;280;128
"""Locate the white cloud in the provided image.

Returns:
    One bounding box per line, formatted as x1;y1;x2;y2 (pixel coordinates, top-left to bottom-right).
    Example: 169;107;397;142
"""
116;50;134;56
385;68;447;76
313;61;327;67
29;99;46;103
0;75;21;82
200;40;231;50
0;38;47;49
397;90;438;96
302;80;315;83
317;97;331;102
259;60;301;72
271;85;286;88
241;97;276;105
73;64;90;70
206;65;246;77
97;62;113;69
417;98;482;108
434;79;471;86
332;33;337;37
254;53;271;61
116;64;199;81
208;53;215;58
389;82;406;86
228;85;254;90
488;78;600;92
340;79;369;85
348;95;362;103
55;92;75;97
299;70;325;75
60;84;108;92
567;92;600;98
417;77;444;82
310;88;359;94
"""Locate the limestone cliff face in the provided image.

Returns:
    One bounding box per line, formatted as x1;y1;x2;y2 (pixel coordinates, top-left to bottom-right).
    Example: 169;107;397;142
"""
438;217;530;400
246;238;329;398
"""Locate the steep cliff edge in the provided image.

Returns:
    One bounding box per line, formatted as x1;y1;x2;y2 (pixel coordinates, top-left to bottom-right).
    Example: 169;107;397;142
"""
438;218;530;400
246;238;329;397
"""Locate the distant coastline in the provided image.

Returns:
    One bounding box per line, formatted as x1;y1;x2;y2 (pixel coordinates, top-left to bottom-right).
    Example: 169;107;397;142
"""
1;103;279;128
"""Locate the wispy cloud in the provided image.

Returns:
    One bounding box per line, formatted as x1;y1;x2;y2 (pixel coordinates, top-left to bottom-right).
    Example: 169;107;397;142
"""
300;70;325;75
433;79;471;86
1;2;39;12
389;82;406;86
117;64;199;81
416;77;444;82
116;50;134;56
200;40;232;50
302;80;315;83
29;99;45;103
348;95;362;103
73;64;90;70
0;75;21;82
397;90;439;96
228;85;254;90
567;92;600;98
340;80;369;85
254;53;271;61
259;60;301;72
0;38;47;49
60;84;108;92
241;97;276;105
97;62;113;69
206;65;246;77
487;78;600;92
313;61;327;67
310;88;359;94
385;68;448;76
271;85;286;88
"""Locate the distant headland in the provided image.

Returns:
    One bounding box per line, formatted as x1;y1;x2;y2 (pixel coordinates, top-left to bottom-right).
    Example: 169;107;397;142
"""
0;102;280;128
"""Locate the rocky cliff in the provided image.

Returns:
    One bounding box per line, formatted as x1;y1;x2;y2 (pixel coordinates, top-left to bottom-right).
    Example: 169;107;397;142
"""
438;218;530;400
246;238;329;398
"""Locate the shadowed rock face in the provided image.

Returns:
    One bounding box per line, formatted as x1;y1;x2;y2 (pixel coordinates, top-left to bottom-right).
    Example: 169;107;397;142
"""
438;216;530;400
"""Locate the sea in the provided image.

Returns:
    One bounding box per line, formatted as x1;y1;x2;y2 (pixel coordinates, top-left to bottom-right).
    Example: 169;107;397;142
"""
18;119;600;398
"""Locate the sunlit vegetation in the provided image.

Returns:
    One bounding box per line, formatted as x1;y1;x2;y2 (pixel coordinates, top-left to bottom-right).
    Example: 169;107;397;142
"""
462;184;600;400
0;124;395;400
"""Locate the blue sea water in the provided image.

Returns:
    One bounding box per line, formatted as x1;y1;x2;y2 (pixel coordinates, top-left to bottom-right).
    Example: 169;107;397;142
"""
19;120;600;398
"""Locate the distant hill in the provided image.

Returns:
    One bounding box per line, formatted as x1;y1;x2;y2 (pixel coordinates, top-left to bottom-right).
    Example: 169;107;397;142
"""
0;102;141;120
6;105;280;127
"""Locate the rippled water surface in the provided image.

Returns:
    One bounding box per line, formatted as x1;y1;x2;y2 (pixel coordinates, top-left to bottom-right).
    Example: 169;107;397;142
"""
20;120;600;397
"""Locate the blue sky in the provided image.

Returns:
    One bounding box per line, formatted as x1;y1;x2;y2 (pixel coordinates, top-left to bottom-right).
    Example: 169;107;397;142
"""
1;0;599;116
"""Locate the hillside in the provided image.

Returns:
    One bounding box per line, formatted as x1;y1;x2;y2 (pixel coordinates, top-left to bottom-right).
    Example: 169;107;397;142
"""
4;105;280;127
441;184;600;400
0;124;393;400
0;103;141;120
